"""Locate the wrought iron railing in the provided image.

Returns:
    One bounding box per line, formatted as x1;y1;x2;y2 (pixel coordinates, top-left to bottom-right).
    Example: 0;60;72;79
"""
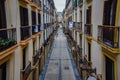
32;25;39;35
98;25;120;48
0;28;17;52
21;26;31;40
21;62;32;80
33;50;39;65
84;24;92;36
74;22;82;31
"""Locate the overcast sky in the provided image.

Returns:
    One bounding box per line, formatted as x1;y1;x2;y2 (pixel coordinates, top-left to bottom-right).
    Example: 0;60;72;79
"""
54;0;66;12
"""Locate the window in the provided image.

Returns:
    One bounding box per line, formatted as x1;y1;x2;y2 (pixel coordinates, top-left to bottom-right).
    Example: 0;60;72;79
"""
23;48;26;69
32;11;36;25
0;0;7;39
0;0;6;28
38;13;41;24
0;62;7;80
20;6;28;26
86;6;92;24
103;0;117;25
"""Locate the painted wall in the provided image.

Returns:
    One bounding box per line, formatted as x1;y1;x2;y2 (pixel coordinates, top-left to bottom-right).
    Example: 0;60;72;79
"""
91;0;103;74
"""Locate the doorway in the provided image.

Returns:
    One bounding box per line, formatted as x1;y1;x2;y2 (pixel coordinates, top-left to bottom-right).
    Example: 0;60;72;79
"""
105;56;114;80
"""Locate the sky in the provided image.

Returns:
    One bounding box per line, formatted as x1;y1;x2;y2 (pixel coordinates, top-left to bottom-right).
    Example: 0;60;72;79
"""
54;0;66;12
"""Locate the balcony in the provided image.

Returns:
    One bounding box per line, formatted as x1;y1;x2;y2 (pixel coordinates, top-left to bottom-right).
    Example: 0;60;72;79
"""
32;25;39;35
0;28;17;52
84;24;92;36
21;62;32;80
98;25;120;48
33;50;39;65
21;26;31;40
74;22;82;31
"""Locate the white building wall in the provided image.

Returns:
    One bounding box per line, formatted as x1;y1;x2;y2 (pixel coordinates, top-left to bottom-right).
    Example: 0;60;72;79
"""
36;9;38;25
9;0;21;42
77;7;80;22
14;47;22;80
91;0;103;74
28;40;33;64
9;0;21;79
82;0;85;57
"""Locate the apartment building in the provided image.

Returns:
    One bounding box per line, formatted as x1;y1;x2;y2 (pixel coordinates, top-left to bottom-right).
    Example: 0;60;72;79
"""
64;0;120;80
0;0;56;80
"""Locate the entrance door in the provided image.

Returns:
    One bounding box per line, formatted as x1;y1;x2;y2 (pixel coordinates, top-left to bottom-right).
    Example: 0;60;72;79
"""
105;56;114;80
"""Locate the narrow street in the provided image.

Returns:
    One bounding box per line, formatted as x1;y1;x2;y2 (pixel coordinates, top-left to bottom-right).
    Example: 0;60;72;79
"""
0;0;119;80
39;27;81;80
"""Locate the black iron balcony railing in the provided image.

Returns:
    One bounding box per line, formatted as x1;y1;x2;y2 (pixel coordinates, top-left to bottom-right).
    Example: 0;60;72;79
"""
21;26;31;40
21;62;32;80
77;46;82;54
98;25;120;48
32;25;39;35
33;50;39;65
74;22;82;31
0;28;17;52
84;24;92;36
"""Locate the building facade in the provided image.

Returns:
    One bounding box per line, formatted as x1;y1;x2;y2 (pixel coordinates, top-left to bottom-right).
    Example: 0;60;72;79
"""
57;12;63;23
64;0;120;80
0;0;57;80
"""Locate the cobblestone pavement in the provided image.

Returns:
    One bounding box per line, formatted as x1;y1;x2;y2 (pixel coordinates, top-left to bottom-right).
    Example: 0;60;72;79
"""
39;28;81;80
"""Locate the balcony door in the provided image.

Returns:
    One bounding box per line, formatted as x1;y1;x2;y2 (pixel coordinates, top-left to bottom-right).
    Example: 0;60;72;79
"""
0;0;6;28
103;0;117;26
103;0;117;46
105;56;114;80
0;0;7;39
86;6;92;24
20;6;28;26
